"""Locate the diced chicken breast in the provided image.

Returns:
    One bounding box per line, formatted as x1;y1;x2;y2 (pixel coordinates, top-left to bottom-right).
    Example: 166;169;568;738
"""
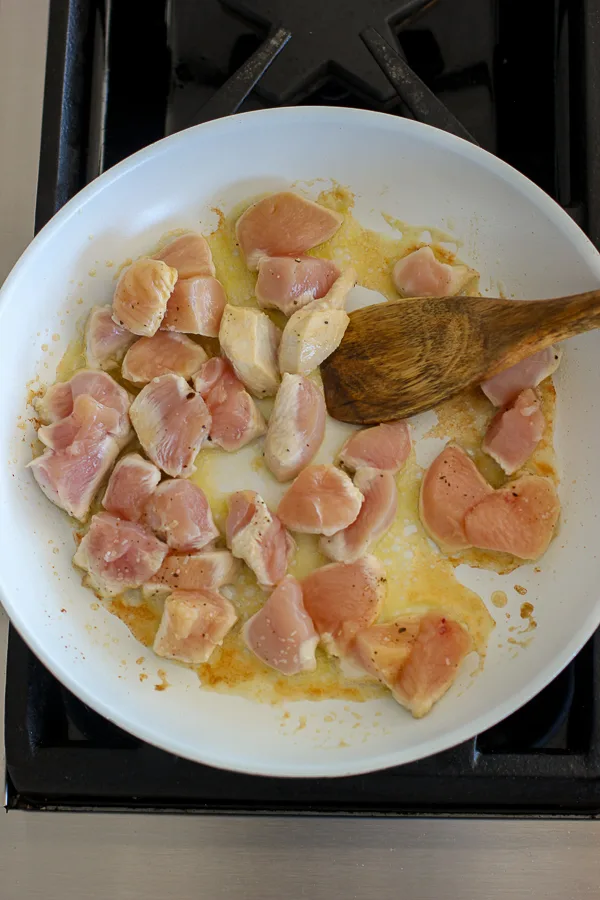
144;479;219;551
112;257;178;337
264;373;326;482
102;452;161;522
339;421;411;473
38;394;120;451
236;192;343;270
419;444;493;553
482;389;545;475
155;233;216;278
321;467;397;562
277;465;363;536
193;357;266;452
352;617;421;682
464;475;560;560
121;331;207;384
481;346;562;407
301;556;386;654
129;374;211;477
278;269;356;375
255;256;341;316
226;490;295;588
392;246;477;297
29;433;119;521
393;613;473;718
85;305;136;370
73;512;168;596
153;589;237;664
161;276;227;337
244;575;318;675
149;550;240;591
219;305;281;397
35;370;131;438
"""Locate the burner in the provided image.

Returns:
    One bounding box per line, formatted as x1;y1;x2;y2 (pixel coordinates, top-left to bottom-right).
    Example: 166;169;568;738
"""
221;0;433;102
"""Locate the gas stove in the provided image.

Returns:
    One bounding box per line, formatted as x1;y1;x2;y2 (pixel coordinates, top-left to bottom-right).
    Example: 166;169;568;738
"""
7;0;600;815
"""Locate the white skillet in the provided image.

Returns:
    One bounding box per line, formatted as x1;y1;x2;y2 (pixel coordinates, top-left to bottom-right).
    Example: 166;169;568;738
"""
1;108;600;777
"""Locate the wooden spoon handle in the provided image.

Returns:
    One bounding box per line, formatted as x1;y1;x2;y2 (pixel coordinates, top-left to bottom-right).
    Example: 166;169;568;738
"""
481;289;600;377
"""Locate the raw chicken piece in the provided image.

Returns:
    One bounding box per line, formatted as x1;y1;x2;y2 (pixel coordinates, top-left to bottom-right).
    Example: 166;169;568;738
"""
148;550;240;591
464;475;560;560
29;432;119;521
352;617;420;682
255;256;341;316
219;305;281;397
144;478;219;551
112;257;178;337
392;246;477;297
301;556;386;653
129;374;211;477
236;192;343;270
73;512;168;596
155;233;216;278
277;465;363;536
321;468;397;562
338;421;411;473
419;444;493;553
38;394;120;451
85;305;135;370
35;370;131;438
264;373;326;482
122;331;207;384
482;389;545;475
393;613;472;718
226;490;295;588
102;452;161;522
244;576;318;675
193;357;266;452
153;589;237;664
161;276;227;337
481;346;562;407
277;268;356;375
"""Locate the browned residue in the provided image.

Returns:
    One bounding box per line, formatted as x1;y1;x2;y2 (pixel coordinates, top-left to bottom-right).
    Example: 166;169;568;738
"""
514;585;528;596
154;668;170;691
520;602;535;619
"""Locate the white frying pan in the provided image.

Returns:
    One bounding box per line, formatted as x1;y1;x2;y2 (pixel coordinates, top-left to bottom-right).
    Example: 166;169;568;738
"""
1;108;600;777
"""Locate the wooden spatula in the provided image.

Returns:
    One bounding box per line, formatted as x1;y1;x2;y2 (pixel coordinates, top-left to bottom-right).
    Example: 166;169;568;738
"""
321;290;600;424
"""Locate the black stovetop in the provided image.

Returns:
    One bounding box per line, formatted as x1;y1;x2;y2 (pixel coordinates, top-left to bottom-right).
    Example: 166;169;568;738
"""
7;0;600;814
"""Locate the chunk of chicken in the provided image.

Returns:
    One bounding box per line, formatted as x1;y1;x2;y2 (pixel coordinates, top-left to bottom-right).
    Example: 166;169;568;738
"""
85;305;135;370
144;478;219;551
481;346;562;407
226;490;295;588
155;233;216;278
301;556;386;654
112;257;178;337
35;370;131;438
37;394;120;451
464;475;560;560
392;246;477;297
255;256;341;316
244;576;318;675
264;373;326;482
482;389;544;475
236;192;343;270
219;305;281;397
419;444;493;553
121;332;207;384
193;357;266;452
352;617;420;682
321;467;397;562
148;550;240;592
129;374;211;477
277;465;363;536
277;268;356;375
161;276;227;337
153;589;237;664
102;452;161;522
338;421;411;473
73;512;168;596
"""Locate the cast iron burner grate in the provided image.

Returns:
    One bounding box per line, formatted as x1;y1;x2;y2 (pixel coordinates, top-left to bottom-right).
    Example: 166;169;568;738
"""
7;0;600;814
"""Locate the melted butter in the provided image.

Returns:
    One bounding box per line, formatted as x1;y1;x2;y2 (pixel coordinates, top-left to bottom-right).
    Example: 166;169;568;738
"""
491;591;508;609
